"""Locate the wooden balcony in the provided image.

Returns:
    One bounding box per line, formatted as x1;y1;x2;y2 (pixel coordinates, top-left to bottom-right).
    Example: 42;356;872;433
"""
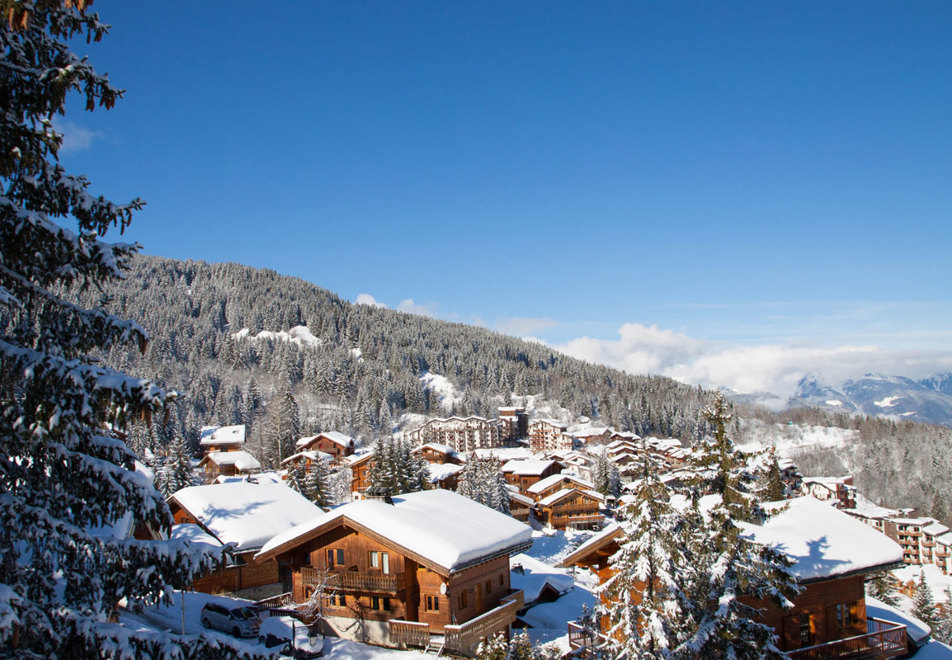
389;619;431;648
445;589;523;656
301;565;404;593
388;590;524;656
787;617;907;660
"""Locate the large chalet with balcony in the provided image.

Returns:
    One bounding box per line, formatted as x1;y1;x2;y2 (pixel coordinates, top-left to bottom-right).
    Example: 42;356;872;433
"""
255;489;532;656
560;497;909;659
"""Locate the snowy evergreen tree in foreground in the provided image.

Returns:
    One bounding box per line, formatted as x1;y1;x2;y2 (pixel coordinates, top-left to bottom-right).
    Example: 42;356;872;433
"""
673;392;800;659
601;394;800;659
599;445;687;658
592;448;623;500
0;3;264;656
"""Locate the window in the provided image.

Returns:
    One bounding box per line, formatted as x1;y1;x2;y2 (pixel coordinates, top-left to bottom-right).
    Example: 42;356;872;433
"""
425;595;440;612
369;550;390;573
326;549;334;568
499;575;504;587
486;579;492;594
836;603;853;629
336;549;345;565
326;593;345;608
799;614;814;647
458;591;468;609
371;596;390;611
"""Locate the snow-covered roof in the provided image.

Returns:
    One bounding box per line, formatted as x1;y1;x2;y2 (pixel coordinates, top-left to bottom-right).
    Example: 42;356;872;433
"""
281;450;333;466
537;487;604;508
889;516;935;525
845;492;899;519
296;431;354;449
531;418;567;429
502;459;559;476
170;482;322;552
924;521;951;536
343;449;375;466
427;462;463;483
214;471;283;485
199;425;246;446
199;450;261;472
256;489;532;573
558;523;622;568
744;497;903;582
911;642;952;659
527;472;594;494
510;553;574;604
170;522;223;552
865;596;931;643
802;475;851;485
474;447;534;462
509;491;534;507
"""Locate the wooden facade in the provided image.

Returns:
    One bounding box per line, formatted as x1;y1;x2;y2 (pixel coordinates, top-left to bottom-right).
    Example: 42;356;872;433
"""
559;527;906;658
346;453;375;494
536;489;604;531
297;432;355;462
256;512;529;656
502;460;562;493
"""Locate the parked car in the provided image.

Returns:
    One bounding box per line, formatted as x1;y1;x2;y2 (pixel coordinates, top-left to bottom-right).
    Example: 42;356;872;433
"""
258;615;323;658
200;602;261;638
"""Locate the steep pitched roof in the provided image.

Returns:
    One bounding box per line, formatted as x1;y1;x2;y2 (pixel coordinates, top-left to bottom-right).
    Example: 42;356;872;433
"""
198;450;261;471
256;489;532;574
199;424;246;446
169;482;322;552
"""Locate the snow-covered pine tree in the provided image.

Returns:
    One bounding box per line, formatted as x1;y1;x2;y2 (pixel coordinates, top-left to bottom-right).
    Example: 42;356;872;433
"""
155;435;195;497
458;452;511;513
600;444;688;658
592;449;610;496
673;392;800;660
865;572;898;606
264;384;299;466
912;571;938;629
476;631;561;660
0;3;266;656
287;461;308;496
754;446;786;502
306;456;332;508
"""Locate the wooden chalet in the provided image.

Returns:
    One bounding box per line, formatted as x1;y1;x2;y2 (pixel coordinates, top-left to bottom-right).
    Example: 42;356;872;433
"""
559;497;908;659
345;451;375;495
801;475;856;509
501;459;562;493
167;482;322;597
255;489;532;656
199;424;246;454
281;449;333;474
412;442;465;465
197;449;261;481
507;488;534;523
295;431;356;462
425;462;464;491
535;487;604;531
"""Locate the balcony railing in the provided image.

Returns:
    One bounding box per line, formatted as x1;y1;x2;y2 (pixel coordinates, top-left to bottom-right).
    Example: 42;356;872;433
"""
445;590;523;656
567;620;607;651
788;617;907;660
388;590;524;657
389;619;431;648
301;565;404;593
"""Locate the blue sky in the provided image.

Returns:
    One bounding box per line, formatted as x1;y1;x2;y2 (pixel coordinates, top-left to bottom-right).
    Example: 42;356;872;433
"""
61;1;952;396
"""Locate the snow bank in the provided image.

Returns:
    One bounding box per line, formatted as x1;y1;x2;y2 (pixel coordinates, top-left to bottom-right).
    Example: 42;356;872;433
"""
865;596;932;643
199;424;246;446
259;489;531;573
420;372;462;411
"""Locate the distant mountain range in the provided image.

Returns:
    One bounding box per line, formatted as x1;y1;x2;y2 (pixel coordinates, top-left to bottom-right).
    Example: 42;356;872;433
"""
785;372;952;427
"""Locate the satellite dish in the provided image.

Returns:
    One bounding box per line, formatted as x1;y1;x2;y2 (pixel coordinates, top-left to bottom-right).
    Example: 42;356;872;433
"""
440;583;447;595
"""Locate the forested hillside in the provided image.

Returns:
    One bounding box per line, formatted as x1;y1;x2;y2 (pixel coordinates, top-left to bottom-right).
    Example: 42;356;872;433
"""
86;255;714;457
82;255;952;522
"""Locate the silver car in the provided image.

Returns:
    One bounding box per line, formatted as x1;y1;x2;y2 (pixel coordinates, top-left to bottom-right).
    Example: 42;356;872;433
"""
200;602;261;638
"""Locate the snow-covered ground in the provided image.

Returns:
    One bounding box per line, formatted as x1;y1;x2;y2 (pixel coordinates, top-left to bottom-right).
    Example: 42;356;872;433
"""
234;325;322;349
737;420;858;457
419;372;462;412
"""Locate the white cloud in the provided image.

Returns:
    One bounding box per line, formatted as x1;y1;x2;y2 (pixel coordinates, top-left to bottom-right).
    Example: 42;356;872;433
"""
53;119;100;153
494;316;558;337
553;322;952;404
355;293;387;308
397;298;438;318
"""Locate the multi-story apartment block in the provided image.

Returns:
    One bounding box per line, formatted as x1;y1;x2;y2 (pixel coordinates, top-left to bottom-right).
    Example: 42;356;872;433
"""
883;517;934;565
497;407;529;441
528;419;572;453
801;475;856;509
407;416;503;453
